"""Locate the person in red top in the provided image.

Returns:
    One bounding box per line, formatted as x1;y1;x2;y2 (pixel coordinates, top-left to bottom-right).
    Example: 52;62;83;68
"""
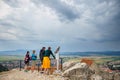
24;51;30;72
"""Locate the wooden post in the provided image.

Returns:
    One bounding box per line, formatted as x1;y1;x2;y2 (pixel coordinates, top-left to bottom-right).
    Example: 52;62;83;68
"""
60;58;63;70
37;61;40;72
19;60;22;71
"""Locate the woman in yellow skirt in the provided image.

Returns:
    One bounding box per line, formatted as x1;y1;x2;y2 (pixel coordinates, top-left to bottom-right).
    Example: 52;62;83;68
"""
42;47;55;74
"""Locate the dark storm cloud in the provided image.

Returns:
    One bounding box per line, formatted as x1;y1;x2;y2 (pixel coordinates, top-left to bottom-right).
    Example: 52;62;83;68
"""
0;18;36;41
81;0;120;42
96;11;120;42
0;21;14;27
31;0;80;21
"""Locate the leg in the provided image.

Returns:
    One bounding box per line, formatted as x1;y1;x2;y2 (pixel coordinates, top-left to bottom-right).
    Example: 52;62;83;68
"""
45;68;49;75
31;61;35;72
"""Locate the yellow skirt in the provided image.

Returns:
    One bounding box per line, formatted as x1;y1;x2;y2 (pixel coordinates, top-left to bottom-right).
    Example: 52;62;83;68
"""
42;57;50;69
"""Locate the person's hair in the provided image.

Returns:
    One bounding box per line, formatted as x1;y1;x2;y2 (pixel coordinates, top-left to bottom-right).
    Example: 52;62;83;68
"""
42;47;45;49
26;51;29;56
33;50;35;53
48;47;51;50
27;51;29;54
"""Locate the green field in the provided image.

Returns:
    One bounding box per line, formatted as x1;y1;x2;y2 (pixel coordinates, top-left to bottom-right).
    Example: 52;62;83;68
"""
0;55;120;64
0;55;24;62
62;56;120;64
91;56;120;64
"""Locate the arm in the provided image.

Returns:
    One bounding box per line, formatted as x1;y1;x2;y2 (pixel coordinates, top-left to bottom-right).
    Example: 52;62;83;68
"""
39;50;42;60
50;51;56;59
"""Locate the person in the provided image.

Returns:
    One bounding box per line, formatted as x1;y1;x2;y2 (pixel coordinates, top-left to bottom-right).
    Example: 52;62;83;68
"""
42;47;56;75
39;47;45;72
24;51;30;72
55;46;60;71
31;50;37;72
39;47;45;65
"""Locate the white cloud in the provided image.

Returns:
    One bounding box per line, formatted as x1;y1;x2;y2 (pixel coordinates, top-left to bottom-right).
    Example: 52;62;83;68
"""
0;33;17;40
0;0;120;51
0;1;13;19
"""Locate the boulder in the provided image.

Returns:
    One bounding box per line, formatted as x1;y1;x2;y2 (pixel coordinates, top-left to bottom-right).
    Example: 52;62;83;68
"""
62;62;94;80
102;72;114;80
90;74;102;80
63;61;78;71
114;73;120;80
100;71;120;80
89;63;101;74
62;59;120;80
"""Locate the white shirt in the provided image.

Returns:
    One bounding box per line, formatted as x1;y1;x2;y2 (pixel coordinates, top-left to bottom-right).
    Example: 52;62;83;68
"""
56;52;59;60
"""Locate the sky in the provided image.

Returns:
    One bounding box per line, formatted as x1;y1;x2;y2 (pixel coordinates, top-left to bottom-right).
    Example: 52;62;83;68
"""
0;0;120;52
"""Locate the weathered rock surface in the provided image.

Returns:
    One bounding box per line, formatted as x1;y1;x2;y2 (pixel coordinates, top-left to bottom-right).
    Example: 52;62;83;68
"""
90;74;102;80
62;62;94;80
63;61;78;71
114;73;120;80
62;61;120;80
100;71;120;80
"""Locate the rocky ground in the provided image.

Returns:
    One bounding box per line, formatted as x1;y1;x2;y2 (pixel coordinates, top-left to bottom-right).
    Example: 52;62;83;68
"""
62;59;120;80
0;69;67;80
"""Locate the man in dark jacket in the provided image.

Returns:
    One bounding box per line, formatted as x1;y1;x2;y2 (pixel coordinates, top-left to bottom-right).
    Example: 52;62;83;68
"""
39;47;45;65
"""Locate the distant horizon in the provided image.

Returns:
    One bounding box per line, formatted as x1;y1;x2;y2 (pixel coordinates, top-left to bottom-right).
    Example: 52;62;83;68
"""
0;50;120;57
0;49;120;52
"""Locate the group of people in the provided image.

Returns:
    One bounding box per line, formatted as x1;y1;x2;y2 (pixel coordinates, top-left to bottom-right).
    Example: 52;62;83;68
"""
24;47;57;74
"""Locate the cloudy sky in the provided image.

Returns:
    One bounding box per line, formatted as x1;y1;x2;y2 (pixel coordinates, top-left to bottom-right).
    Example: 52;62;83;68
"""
0;0;120;52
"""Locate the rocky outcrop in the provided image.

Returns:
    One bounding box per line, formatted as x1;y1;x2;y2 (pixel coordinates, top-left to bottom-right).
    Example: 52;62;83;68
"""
62;61;120;80
89;63;101;74
90;74;102;80
63;61;78;71
114;73;120;80
62;62;95;80
100;71;120;80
